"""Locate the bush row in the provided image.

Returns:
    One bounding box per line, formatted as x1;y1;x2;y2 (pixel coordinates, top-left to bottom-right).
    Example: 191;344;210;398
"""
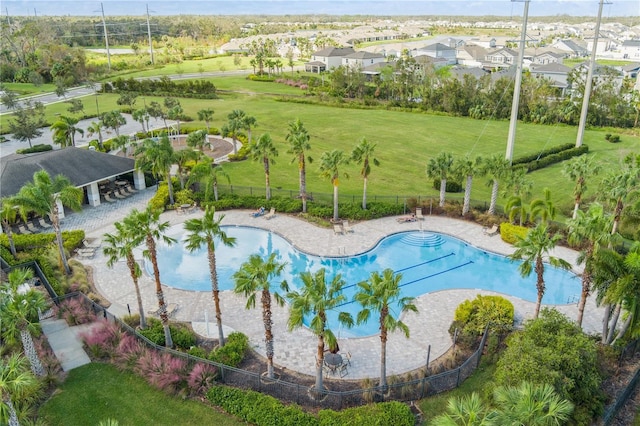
0;229;85;253
102;76;217;98
16;144;53;154
137;317;197;350
511;143;575;166
518;146;589;173
207;385;415;426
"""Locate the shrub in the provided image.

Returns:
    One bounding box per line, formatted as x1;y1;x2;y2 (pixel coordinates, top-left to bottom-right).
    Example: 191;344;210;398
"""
0;229;85;253
174;188;195;206
55;296;97;325
499;222;528;244
318;401;415;426
449;294;514;348
187;363;218;396
148;182;170;210
136;351;189;395
433;179;463;193
16;144;53;154
113;333;148;371
80;319;124;359
208;332;248;367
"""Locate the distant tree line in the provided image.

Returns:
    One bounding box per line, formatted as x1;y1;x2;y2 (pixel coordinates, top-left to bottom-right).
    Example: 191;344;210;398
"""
103;76;218;99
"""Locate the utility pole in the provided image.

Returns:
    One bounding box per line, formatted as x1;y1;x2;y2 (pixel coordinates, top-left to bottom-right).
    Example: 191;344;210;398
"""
575;0;606;148
100;2;111;71
146;4;155;65
505;0;530;163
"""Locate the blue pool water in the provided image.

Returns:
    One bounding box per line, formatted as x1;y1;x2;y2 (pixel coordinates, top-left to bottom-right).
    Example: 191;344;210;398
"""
147;226;581;338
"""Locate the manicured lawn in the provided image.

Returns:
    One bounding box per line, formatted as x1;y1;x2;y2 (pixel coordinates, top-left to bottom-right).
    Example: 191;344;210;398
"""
2;82;57;97
38;363;242;426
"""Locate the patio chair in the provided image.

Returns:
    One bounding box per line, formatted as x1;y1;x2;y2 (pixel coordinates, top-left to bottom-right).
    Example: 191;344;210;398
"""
344;351;352;367
26;221;39;233
415;208;424;220
264;208;276;220
333;224;344;235
251;207;266;218
483;224;499;236
342;221;354;233
396;214;416;223
103;192;117;203
38;217;53;229
339;363;349;378
76;248;96;258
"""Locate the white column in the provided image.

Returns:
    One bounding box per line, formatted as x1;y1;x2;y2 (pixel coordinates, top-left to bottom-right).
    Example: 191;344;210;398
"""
56;198;65;219
133;170;146;190
86;183;101;207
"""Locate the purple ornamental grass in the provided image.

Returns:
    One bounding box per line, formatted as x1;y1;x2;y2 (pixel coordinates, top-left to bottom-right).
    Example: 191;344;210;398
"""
55;297;96;325
136;351;188;394
187;363;218;396
113;334;149;371
79;319;123;359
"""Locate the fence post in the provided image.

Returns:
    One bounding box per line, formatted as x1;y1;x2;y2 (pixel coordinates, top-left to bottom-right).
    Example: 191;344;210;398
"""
425;344;431;373
456;367;461;387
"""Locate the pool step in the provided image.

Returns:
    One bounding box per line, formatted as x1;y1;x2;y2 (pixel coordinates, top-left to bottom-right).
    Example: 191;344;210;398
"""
400;232;445;247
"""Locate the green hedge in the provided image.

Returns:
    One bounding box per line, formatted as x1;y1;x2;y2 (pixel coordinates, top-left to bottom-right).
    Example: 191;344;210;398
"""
0;229;85;253
208;332;249;367
512;144;589;173
137;318;197;350
449;294;514;348
16;144;53;154
499;222;529;244
512;143;575;165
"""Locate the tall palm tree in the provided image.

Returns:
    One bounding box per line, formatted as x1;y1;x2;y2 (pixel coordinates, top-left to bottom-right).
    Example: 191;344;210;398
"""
509;224;571;318
50;115;84;148
0;198;19;258
241;113;258;144
12;170;82;275
454;155;484;216
197;108;215;135
598;161;640;235
102;221;147;329
184;206;236;347
0;268;48;377
286;118;313;213
491;382;574;425
481;154;511;215
101;110;126;137
233;253;289;378
0;353;41;426
426;152;454;208
561;155;601;219
319;149;349;222
529;188;557;225
86;121;105;150
249;133;278;200
186;129;209;153
174;148;199;190
351;137;380;210
354;268;417;391
135;136;176;205
187;160;229;202
566;203;614;328
224;109;246;155
123;207;176;347
287;268;354;392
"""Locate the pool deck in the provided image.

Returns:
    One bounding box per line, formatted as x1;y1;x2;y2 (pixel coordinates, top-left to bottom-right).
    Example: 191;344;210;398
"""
62;188;604;381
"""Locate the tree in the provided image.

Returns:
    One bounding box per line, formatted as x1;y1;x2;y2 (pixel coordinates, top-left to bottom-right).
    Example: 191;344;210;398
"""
286;118;313;213
598;158;640;235
12;171;82;275
454;155;484;216
481;154;511;215
102;221;147;330
0;268;48;378
223;109;246;155
355;268;417;391
0;198;19;258
233;253;289;378
287;268;354;393
186;129;209;153
426;152;454;207
503;168;533;226
0;353;41;426
197;108;215;135
566;203;614;328
509;224;571;318
184;206;236;347
249;133;278;200
561;155;601;219
351;137;380;210
174;148;199;189
167;104;184;134
0;87;19;110
86;121;105;150
132;108;150;134
319;149;349;222
7;101;45;148
187;160;229;202
430;392;493;426
529;188;556;225
491;382;574;425
65;99;84;116
241;113;258;144
135;136;176;205
101;110;127;137
50;115;84;148
123;207;176;348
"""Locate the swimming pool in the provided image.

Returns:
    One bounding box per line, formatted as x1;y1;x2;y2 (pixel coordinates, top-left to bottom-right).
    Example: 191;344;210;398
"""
147;226;581;337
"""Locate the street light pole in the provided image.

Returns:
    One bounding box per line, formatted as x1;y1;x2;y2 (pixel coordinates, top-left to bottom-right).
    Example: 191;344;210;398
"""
146;4;155;65
100;3;111;71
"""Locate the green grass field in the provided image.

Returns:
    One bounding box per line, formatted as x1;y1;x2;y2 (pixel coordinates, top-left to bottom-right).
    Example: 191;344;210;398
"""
38;363;242;426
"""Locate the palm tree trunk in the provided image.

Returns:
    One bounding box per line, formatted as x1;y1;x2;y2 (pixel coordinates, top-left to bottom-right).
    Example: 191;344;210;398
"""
612;200;623;235
489;180;499;215
262;289;275;378
576;272;591;328
148;235;173;348
213;182;219;202
2;220;17;258
611;313;632;346
232;136;237;155
572;202;580;219
51;206;71;275
333;183;339;222
439;179;446;207
166;168;175;205
300;161;307;213
601;303;612;344
208;243;225;347
20;329;45;377
315;335;324;392
6;397;19;426
127;253;147;329
462;175;472;215
605;304;621;344
362;177;368;210
264;160;271;200
534;257;545;319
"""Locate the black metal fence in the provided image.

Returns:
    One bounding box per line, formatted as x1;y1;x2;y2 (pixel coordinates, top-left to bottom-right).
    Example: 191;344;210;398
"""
601;338;640;425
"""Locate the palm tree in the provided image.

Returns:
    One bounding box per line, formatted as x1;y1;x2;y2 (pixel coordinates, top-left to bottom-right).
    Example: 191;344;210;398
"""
184;206;236;347
431;392;493;426
491;382;574;425
123;207;176;347
86;121;105;150
426;152;454;207
505;195;528;226
481;154;511;215
287;268;354;392
319;149;349;222
241;113;258;144
286;118;313;213
223;109;246;155
598;160;640;235
102;221;147;330
132;108;149;134
454;155;484;216
509;224;571;318
101;110;126;137
566;203;614;328
50;115;84;148
0;268;48;377
174;148;199;190
0;353;41;426
197;108;215;135
561;155;601;219
233;253;289;378
135;136;176;205
249;133;278;200
167;105;184;134
354;268;417;391
186;130;209;153
529;188;557;225
503;168;533;226
187;160;229;202
12;170;82;275
351;137;380;210
0;198;19;258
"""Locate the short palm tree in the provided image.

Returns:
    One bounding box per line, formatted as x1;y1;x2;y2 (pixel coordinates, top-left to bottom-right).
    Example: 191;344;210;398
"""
509;224;571;318
50;115;84;148
123;207;176;347
86;121;105;150
287;268;354;392
598;160;640;235
233;253;289;378
173;148;199;189
430;392;493;426
286;118;313;213
241;113;258;144
197;108;215;135
354;268;417;391
224;109;246;155
0;268;48;377
186;129;209;152
101;110;126;137
12;170;83;275
491;381;574;425
561;155;601;219
529;188;557;225
426;152;454;207
350;137;380;210
184;206;236;347
187;160;229;202
102;221;147;329
0;198;19;258
482;154;511;215
319;149;349;222
135;136;176;205
454;155;484;216
249;133;278;200
0;353;41;426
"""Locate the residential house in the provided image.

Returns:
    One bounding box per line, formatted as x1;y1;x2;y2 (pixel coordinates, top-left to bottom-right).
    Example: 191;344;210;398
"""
619;40;640;60
456;44;488;67
483;47;518;70
621;62;640;80
550;39;588;57
449;65;489;81
529;63;573;95
305;46;355;73
528;50;565;65
412;43;457;65
342;51;386;69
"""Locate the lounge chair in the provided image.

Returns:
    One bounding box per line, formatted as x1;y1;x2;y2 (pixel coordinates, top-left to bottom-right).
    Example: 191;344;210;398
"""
396;214;416;223
334;224;344;235
415;208;424;220
264;208;276;220
26;221;39;233
38;218;52;229
251;207;266;218
483;224;499;236
103;192;117;203
76;248;96;258
342;221;354;233
339;363;349;378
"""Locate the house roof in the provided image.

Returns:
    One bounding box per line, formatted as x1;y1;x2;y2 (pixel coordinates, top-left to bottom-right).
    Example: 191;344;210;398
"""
419;42;456;52
344;51;384;60
449;66;488;80
555;39;588;53
458;44;488;60
621;40;640;47
0;148;136;197
621;62;640;72
311;47;355;57
530;63;572;73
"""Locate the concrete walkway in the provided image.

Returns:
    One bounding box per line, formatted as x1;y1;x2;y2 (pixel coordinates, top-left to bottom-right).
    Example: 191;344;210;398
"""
40;318;92;372
53;190;605;381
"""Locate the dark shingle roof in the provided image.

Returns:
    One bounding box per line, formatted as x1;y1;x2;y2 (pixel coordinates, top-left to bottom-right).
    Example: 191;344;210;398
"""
344;51;384;60
1;148;135;197
311;47;355;57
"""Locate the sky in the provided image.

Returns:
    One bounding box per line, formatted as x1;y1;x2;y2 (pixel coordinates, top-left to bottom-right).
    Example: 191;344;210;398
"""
2;0;639;18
